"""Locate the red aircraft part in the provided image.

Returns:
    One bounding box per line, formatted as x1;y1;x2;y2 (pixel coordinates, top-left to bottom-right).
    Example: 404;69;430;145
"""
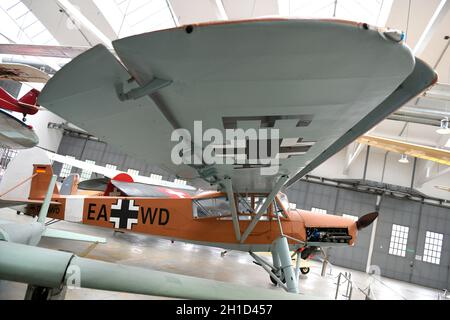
0;87;40;115
103;173;134;196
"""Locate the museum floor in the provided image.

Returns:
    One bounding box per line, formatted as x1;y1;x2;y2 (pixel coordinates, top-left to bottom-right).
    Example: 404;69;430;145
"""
0;209;443;300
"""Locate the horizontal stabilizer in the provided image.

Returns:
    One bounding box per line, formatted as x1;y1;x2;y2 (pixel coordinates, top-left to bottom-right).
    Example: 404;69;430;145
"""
0;198;60;209
42;228;106;243
112;180;198;198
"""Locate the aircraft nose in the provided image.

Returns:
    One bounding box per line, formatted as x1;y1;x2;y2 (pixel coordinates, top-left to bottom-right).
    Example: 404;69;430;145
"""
356;212;379;230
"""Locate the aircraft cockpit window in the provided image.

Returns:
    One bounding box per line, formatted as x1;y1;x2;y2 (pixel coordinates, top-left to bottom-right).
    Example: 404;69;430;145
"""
278;193;290;211
274;199;287;219
254;197;266;212
234;194;271;221
237;196;253;214
193;197;231;218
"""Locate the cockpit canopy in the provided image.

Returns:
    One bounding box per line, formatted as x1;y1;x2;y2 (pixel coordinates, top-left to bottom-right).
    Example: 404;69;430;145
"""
192;192;290;220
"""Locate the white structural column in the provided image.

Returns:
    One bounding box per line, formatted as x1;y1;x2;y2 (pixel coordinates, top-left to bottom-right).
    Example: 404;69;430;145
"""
222;0;279;19
22;0;115;47
56;0;113;48
343;142;365;175
168;0;228;25
413;0;450;56
415;133;450;188
365;195;381;273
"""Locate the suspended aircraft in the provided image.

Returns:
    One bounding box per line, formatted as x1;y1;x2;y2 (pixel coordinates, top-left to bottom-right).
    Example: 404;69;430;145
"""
0;18;438;294
0;63;49;149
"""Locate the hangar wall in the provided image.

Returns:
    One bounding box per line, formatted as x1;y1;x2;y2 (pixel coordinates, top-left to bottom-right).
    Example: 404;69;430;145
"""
286;181;450;291
55;134;450;291
54;135;174;181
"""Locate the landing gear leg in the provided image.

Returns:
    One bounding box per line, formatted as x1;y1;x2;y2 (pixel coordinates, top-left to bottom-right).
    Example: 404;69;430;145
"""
273;236;299;294
270;246;282;285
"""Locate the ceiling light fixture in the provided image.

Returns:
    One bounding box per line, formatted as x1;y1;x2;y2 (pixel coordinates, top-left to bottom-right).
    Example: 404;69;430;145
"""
436;117;450;135
399;154;409;164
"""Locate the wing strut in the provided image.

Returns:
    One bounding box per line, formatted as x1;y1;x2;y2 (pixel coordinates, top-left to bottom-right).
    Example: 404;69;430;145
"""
223;177;241;242
240;175;289;243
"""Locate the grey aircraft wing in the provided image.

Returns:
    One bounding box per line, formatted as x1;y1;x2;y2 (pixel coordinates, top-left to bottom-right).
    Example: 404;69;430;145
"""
38;19;437;193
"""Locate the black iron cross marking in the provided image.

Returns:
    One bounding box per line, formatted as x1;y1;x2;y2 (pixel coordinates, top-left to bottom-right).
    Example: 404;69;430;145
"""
222;115;314;129
110;199;139;230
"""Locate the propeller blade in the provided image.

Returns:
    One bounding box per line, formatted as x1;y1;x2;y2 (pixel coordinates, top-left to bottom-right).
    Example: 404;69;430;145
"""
356;212;379;230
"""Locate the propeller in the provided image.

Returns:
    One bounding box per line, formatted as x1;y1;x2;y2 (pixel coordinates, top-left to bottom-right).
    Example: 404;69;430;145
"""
356;212;379;230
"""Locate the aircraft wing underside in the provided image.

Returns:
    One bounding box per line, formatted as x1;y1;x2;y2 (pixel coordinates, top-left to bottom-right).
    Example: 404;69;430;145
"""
0;109;39;149
38;19;437;193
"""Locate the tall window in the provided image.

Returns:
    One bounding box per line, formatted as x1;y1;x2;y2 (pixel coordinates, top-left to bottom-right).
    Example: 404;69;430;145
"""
150;173;162;180
311;207;327;214
105;164;117;171
127;169;139;176
423;231;443;265
80;160;95;181
174;179;186;185
389;224;409;257
60;156;75;178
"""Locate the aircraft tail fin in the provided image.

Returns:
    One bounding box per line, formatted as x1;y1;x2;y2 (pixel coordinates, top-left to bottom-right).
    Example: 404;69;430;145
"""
0;87;17;105
29;164;60;200
42;228;106;243
60;174;79;195
18;88;40;109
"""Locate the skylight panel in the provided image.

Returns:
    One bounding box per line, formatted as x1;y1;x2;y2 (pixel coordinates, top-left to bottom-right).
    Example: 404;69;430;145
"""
94;0;176;38
279;0;393;27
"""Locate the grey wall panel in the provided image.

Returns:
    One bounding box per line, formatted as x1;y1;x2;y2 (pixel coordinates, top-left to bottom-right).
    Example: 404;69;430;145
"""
287;182;338;213
285;181;308;209
410;204;450;290
372;196;420;283
55;135;174;181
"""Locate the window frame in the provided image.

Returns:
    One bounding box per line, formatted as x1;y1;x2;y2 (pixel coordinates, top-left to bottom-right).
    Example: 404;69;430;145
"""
388;224;409;257
423;231;443;265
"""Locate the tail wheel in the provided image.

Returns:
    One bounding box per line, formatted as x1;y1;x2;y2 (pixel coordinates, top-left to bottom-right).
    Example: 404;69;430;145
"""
300;267;310;275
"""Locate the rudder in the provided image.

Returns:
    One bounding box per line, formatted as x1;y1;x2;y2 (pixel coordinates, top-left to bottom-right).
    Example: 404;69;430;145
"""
29;164;60;200
18;89;40;112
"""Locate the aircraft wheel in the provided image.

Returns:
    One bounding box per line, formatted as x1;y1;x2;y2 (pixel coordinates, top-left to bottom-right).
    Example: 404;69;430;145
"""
270;269;286;285
300;267;310;275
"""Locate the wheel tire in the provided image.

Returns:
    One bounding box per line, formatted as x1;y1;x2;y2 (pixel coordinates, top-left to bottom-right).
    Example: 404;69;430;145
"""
270;269;286;285
300;267;310;275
